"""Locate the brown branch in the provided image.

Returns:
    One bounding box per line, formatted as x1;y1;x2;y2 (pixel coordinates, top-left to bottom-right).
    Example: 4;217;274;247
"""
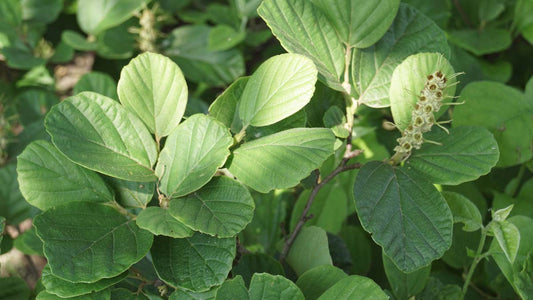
279;155;362;262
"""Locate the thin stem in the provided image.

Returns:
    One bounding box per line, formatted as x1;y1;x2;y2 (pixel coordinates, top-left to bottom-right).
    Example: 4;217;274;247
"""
462;227;488;297
279;161;361;261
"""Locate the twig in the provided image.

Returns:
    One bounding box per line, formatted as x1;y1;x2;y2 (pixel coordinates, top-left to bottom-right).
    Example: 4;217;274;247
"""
279;156;361;261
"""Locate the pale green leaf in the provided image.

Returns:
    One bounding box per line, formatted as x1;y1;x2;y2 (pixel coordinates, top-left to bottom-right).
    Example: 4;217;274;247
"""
351;4;449;107
105;178;154;209
353;161;453;272
169;176;254;238
317;276;388;300
136;207;193;238
45;92;158;181
249;273;304;300
209;77;249;131
17;140;113;210
74;72;118;101
118;52;188;139
228;128;335;193
151;234;235;291
442;191;483;232
34;202;153;283
41;265;127;298
295;265;347;300
286;226;332;276
453;81;533;167
239;53;317;127
490;221;520;263
389;52;456;130
408;126;499;185
492;204;514;223
311;0;400;48
61;30;98;51
20;0;62;24
208;25;246;51
155;114;232;198
77;0;145;35
13;227;43;256
258;0;345;91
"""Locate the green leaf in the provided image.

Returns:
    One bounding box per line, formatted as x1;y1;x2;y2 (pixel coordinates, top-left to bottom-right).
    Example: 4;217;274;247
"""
20;0;62;24
441;224;480;269
77;0;145;35
317;275;388;300
169;176;254;238
15;89;58;126
156;114;232;197
0;217;6;249
136;207;193;238
286;226;333;276
14;227;43;256
61;30;99;51
208;25;246;51
163;25;245;86
118;52;188;139
231;253;285;286
228;128;335;193
45;92;158;181
0;163;32;225
34;202;153;283
95;19;136;59
105;178;154;209
407;126;499;185
74;72;118;101
351;3;450;108
492;204;514;223
239;54;317;127
442;191;483;232
0;277;30;300
389;52;457;130
258;0;345;91
401;0;451;28
383;253;431;299
209;77;249;131
295;265;347;300
0;0;22;27
311;0;400;48
170;287;218;300
290;182;347;234
17;140;114;210
490;221;520;263
479;0;504;22
353;161;453;272
215;276;249;300
249;273;304;300
36;289;111;300
110;288;149;300
323;106;349;138
41;265;127;298
490;216;533;299
1;46;45;70
515;0;533;44
447;29;512;56
151;234;235;291
453;81;533;167
338;226;372;275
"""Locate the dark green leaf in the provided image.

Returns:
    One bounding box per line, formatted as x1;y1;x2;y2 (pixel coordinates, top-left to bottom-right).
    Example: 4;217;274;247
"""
295;265;347;300
0;277;30;300
215;276;249;300
448;29;512;56
0;163;32;224
14;227;43;256
136;207;193;238
442;191;483;232
73;72;118;101
383;253;430;299
317;275;387;300
249;273;304;300
232;253;284;286
286;226;333;276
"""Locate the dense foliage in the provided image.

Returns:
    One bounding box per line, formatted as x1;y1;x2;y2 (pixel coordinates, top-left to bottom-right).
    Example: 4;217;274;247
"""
1;0;532;299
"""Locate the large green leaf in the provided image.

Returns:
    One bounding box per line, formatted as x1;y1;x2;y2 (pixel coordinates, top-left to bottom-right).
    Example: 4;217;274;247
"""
407;126;499;185
215;276;249;300
286;226;333;276
17;140;113;210
151;234;235;291
105;178;154;209
351;3;449;108
0;163;32;225
258;0;345;91
239;54;317;128
73;72;118;101
170;287;218;300
77;0;145;35
295;265;347;300
249;273;304;300
36;289;111;300
453;81;533;167
118;52;188;139
41;265;127;298
169;176;254;238
383;253;431;299
209;77;249;131
515;0;533;44
34;202;153;283
490;216;533;299
20;0;62;24
389;52;456;130
136;207;193;238
490;220;520;264
311;0;400;48
447;29;512;56
228;128;335;193
442;191;483;232
0;277;30;300
155;114;232;198
353;161;453;272
45;92;158;181
163;25;244;86
317;276;388;300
